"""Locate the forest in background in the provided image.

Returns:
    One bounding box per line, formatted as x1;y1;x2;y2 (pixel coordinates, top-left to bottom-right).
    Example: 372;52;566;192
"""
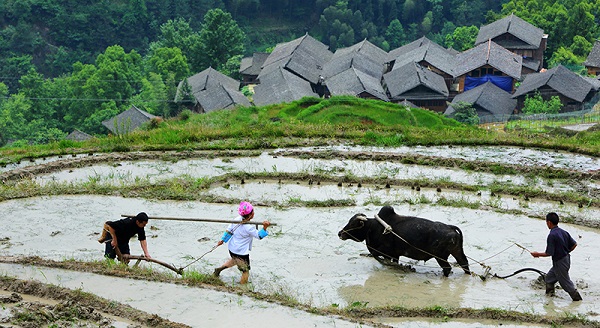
1;0;600;145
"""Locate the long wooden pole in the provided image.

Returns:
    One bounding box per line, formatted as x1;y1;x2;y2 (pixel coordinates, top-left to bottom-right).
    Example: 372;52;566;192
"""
120;214;278;226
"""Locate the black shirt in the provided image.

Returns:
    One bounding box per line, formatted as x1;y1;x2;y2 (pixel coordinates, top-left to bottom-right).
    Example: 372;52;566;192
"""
545;226;576;262
107;218;146;244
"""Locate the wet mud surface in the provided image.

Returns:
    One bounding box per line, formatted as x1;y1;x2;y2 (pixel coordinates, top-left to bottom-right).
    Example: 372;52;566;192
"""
1;145;599;327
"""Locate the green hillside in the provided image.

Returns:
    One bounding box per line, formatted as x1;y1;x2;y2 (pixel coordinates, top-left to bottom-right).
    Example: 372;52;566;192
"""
2;96;599;166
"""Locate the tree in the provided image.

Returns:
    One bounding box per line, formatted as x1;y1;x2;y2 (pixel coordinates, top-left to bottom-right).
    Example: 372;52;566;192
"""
150;18;203;72
450;101;479;125
522;92;562;114
221;54;243;80
131;73;169;117
548;46;581;68
64;46;142;133
444;25;478;51
385;19;406;49
570;35;592;58
144;46;190;83
197;8;246;71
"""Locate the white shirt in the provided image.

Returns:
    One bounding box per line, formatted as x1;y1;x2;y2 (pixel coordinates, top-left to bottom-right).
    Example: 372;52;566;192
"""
227;216;262;255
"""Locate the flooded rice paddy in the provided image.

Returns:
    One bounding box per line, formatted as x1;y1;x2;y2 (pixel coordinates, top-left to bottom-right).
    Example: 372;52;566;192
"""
0;145;599;327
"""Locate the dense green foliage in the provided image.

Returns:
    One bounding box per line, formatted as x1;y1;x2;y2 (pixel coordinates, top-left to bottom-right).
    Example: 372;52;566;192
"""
449;102;480;125
1;0;600;146
522;93;563;114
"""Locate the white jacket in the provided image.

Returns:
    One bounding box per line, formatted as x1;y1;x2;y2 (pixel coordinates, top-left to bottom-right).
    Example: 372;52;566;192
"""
227;216;262;255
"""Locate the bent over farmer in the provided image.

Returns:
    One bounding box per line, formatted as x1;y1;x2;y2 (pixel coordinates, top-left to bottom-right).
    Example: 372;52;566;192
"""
530;212;582;301
213;201;270;284
98;212;151;261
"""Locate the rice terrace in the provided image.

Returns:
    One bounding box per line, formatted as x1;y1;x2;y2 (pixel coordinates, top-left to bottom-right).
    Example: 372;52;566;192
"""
0;97;599;327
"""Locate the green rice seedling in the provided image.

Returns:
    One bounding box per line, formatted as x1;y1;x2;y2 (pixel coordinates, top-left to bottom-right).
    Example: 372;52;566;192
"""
348;301;369;309
483;196;503;209
437;196;481;209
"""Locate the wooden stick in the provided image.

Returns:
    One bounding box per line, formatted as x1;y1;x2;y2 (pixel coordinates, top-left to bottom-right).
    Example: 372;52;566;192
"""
120;214;278;226
123;255;183;275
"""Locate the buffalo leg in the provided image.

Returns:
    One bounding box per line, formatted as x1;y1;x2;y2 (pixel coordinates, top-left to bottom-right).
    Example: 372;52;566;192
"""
453;251;471;274
436;258;452;277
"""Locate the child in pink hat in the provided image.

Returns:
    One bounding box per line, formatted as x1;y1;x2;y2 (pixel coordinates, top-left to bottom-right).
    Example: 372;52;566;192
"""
214;201;271;284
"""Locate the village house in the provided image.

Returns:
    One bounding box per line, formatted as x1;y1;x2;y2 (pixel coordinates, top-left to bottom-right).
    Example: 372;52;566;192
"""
584;40;600;76
325;67;388;101
322;50;384;80
65;129;93;141
453;40;522;94
512;65;595;112
476;13;547;74
322;40;388;100
102;105;157;135
253;66;318;106
385;36;436;72
239;52;269;85
175;67;249;113
445;81;516;123
258;33;333;96
383;62;449;112
334;39;388;66
389;40;457;94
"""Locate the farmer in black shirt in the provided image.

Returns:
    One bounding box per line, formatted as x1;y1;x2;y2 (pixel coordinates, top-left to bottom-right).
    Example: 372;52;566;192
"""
530;212;582;301
99;212;151;260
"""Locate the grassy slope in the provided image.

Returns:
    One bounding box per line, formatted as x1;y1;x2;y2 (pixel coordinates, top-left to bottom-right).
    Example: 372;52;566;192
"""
0;96;599;164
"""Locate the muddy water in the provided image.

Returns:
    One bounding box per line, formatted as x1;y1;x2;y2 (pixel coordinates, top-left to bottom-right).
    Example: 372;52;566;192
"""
0;263;366;328
33;152;598;196
0;195;598;322
290;145;600;172
3;145;598;174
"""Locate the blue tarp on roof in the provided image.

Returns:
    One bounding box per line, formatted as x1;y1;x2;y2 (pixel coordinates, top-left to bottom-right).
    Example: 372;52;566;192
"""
465;75;513;92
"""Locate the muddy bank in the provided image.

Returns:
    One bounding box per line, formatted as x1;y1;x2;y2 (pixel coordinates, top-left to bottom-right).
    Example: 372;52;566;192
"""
0;275;189;328
0;263;374;328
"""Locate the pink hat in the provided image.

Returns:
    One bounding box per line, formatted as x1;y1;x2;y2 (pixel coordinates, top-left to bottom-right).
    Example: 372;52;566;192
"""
238;201;254;216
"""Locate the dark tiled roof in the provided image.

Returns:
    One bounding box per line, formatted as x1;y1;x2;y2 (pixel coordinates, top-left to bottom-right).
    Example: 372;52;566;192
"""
259;34;333;84
584;40;600;68
386;36;435;63
323;50;384;79
325;68;388;101
445;82;516;118
102;105;157;134
522;58;541;71
65;129;93;141
253;67;318;106
583;76;600;91
512;65;593;102
391;42;456;76
240;52;270;76
476;14;544;49
334;39;388;65
189;67;239;93
454;40;522;79
195;84;251;113
383;62;449;100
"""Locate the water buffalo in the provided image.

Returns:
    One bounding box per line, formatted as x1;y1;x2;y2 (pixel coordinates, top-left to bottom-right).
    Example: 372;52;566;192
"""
338;205;470;277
